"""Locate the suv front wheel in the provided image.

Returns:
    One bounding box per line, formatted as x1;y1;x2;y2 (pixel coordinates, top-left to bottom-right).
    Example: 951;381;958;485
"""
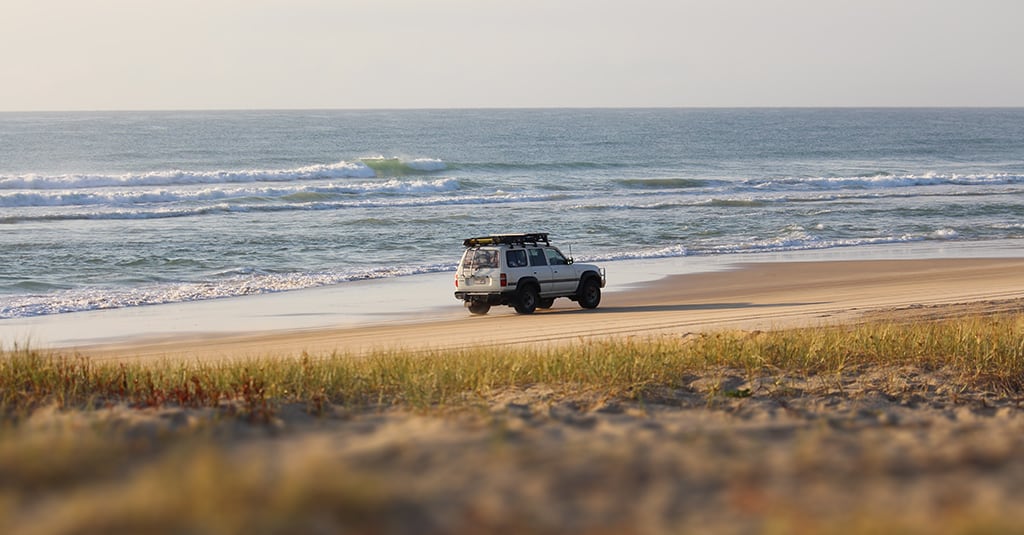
514;285;539;314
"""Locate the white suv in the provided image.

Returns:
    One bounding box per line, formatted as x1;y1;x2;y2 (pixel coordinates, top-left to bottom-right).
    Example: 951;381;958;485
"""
454;233;606;315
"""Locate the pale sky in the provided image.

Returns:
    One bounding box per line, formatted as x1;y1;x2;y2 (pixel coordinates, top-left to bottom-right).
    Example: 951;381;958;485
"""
2;0;1022;111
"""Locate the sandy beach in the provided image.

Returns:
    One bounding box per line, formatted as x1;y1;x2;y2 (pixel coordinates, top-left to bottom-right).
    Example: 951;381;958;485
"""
5;251;1024;534
69;255;1024;362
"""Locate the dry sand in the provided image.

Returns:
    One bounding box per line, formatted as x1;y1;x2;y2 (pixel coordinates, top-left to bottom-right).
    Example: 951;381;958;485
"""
7;258;1024;534
81;257;1024;362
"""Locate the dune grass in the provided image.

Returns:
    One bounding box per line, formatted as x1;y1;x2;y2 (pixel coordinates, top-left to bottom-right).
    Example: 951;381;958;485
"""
2;312;1023;419
2;312;1024;535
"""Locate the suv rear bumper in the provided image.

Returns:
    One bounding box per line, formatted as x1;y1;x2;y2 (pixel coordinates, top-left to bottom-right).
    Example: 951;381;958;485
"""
454;290;518;306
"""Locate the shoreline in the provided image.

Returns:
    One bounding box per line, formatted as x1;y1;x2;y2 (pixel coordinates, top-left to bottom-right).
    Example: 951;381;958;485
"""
3;239;1024;359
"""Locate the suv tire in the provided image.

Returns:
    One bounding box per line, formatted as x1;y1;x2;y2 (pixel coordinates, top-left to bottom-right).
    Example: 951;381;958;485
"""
468;302;491;315
514;285;539;314
578;277;602;309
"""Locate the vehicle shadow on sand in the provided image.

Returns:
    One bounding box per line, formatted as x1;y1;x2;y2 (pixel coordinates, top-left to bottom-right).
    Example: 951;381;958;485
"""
545;302;827;314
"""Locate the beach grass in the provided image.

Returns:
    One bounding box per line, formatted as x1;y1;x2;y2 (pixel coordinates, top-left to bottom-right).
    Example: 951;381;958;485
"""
2;312;1023;418
2;312;1024;534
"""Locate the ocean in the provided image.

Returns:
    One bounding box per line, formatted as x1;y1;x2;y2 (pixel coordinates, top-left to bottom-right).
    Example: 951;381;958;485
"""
2;108;1023;320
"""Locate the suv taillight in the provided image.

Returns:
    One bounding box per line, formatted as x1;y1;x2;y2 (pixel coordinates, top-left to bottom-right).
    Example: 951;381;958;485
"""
500;273;507;287
454;275;459;288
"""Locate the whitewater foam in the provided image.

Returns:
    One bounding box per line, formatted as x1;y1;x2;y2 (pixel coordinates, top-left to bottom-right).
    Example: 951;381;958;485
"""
746;172;1023;190
0;158;452;191
0;262;459;320
0;177;463;208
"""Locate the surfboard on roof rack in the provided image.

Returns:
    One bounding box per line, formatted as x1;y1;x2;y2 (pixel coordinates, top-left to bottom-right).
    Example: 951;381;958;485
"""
462;233;550;247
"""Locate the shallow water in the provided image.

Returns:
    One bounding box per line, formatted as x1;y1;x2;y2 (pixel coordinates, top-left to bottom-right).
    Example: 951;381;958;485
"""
2;108;1023;320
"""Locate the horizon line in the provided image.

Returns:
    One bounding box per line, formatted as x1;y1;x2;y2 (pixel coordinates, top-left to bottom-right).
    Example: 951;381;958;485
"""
3;104;1024;114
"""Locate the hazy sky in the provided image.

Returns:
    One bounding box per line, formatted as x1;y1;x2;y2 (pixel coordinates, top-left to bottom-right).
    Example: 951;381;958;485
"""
3;0;1022;111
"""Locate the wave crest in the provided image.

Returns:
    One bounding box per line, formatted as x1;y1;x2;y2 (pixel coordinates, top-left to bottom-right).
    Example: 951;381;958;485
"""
0;177;462;209
748;172;1023;190
360;157;447;175
0;157;447;190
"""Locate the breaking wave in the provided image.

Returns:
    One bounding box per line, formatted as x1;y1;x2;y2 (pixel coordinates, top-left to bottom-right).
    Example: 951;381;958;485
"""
744;172;1024;190
0;177;462;208
0;157;447;191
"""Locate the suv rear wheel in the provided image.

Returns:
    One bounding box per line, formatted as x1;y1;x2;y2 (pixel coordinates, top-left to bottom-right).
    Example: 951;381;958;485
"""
467;301;491;315
514;285;539;314
578;278;601;309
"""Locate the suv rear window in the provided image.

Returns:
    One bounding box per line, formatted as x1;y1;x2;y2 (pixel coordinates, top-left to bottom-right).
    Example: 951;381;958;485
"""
463;248;499;269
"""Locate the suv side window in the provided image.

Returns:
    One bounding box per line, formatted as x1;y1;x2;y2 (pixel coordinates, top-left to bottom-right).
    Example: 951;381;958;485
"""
506;249;528;268
544;248;568;265
528;248;548;266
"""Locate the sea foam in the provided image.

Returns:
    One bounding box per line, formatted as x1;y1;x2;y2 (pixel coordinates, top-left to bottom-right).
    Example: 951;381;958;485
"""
0;158;450;191
0;177;462;208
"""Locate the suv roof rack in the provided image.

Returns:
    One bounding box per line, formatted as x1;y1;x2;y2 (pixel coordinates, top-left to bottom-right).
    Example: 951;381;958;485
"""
463;233;549;247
